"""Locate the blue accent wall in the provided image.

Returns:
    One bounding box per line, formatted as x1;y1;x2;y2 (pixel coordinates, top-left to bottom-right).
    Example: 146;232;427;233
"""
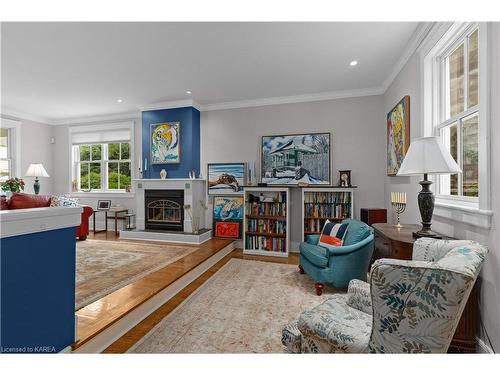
142;106;200;179
1;228;76;353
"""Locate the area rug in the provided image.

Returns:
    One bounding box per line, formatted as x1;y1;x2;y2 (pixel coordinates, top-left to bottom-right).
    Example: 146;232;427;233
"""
129;258;344;353
76;240;199;310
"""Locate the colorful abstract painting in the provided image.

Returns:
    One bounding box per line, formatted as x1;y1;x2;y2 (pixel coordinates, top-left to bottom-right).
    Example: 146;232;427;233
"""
261;133;330;185
150;122;180;164
212;196;243;239
214;222;240;239
207;163;245;195
387;96;410;175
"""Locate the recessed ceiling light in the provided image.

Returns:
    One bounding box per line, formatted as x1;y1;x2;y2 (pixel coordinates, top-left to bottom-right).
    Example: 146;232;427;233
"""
349;60;358;67
186;90;192;95
116;99;123;103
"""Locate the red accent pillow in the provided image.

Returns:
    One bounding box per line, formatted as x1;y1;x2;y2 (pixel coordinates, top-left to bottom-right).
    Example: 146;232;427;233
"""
9;192;51;209
0;195;9;210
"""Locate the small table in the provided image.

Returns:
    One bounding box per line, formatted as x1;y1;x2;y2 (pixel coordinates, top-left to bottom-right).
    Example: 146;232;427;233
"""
93;207;129;235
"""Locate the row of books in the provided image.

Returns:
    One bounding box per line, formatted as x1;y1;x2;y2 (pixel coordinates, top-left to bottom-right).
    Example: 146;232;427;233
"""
304;202;351;219
246;219;286;234
303;192;352;204
304;218;342;233
245;202;287;217
245;235;287;252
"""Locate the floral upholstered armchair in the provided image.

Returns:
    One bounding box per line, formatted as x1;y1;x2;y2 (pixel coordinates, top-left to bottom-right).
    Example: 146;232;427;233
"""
282;238;488;353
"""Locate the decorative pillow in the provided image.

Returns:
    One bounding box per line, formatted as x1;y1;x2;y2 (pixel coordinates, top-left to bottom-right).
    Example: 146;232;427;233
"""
50;195;80;208
318;220;349;249
9;192;51;209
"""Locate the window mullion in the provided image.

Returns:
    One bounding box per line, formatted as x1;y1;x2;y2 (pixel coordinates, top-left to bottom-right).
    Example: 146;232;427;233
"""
457;119;463;196
464;34;469;112
103;143;108;191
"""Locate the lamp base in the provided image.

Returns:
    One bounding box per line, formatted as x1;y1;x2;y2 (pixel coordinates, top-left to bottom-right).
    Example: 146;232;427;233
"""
33;178;40;195
415;173;442;239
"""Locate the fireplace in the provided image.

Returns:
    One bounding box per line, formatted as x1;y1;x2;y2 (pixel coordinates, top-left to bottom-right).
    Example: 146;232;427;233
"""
144;189;184;231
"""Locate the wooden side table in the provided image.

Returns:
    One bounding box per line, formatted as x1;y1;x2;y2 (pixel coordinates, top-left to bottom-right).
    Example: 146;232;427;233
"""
106;207;129;235
372;223;477;353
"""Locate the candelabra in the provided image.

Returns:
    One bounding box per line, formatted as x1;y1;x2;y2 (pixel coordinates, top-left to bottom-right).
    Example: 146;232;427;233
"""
391;192;406;228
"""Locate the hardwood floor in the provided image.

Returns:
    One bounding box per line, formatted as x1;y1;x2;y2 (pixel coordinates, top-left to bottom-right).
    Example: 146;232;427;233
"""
75;231;299;352
103;248;299;353
74;232;235;350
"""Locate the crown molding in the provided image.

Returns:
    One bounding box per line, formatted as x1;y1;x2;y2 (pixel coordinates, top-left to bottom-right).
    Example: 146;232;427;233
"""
49;111;140;126
0;106;52;125
200;87;384;112
140;99;201;112
380;22;436;93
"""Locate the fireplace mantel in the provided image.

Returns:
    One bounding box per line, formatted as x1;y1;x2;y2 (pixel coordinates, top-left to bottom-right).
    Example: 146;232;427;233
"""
134;178;207;233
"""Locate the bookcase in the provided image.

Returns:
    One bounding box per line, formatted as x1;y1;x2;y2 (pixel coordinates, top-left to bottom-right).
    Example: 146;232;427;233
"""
243;187;290;257
301;187;355;241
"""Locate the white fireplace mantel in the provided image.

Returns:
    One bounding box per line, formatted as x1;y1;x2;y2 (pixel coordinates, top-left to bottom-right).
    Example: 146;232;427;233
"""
134;178;207;233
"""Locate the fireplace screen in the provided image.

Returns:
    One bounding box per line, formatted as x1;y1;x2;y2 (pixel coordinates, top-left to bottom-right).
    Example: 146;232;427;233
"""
148;200;182;223
144;189;184;231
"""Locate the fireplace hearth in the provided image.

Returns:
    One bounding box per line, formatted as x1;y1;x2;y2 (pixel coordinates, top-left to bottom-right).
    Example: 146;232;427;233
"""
145;189;184;231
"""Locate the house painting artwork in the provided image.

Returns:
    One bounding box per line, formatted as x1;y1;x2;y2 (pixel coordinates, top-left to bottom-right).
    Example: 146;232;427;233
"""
212;196;244;239
261;133;331;185
207;163;245;195
387;96;410;175
151;122;181;164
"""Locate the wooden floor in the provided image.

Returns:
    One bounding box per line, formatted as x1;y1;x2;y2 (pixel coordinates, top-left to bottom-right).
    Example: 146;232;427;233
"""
75;231;299;352
74;232;236;350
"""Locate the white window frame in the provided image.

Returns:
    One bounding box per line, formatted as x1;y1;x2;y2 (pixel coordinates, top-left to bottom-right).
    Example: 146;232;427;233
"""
0;118;21;179
420;22;492;228
73;142;132;192
68;121;135;197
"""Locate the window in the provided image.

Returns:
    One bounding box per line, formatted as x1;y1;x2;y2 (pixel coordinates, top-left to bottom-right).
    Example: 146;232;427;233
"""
434;26;479;199
73;142;131;192
69;121;134;193
0;128;11;181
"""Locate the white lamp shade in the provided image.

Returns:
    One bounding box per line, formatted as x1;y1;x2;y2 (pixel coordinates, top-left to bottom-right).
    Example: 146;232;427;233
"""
25;163;50;178
397;136;461;176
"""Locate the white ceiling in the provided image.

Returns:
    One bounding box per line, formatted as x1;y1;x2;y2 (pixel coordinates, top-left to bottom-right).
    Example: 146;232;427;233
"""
1;22;420;123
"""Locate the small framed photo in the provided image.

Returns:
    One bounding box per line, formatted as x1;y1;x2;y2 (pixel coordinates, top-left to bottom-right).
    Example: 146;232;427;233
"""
97;200;111;211
339;170;352;187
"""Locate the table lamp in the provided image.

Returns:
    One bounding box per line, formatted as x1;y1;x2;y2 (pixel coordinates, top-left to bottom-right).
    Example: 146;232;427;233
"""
397;136;461;238
25;163;50;195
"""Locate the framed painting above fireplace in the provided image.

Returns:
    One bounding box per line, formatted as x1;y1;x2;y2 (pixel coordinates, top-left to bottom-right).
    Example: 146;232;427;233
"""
150;122;181;164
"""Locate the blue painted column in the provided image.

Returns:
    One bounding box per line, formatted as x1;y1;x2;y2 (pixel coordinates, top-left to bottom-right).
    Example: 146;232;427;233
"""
141;106;200;179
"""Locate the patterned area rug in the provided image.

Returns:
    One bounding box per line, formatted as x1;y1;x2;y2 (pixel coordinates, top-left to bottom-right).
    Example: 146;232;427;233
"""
129;258;344;353
76;240;198;310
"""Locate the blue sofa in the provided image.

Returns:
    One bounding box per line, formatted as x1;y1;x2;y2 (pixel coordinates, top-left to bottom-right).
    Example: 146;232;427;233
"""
299;219;374;294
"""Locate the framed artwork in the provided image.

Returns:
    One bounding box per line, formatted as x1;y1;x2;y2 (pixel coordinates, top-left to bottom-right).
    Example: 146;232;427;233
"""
150;122;181;164
261;132;331;185
214;222;240;239
212;196;244;239
97;200;111;211
338;170;352;187
387;96;410;175
207;163;246;195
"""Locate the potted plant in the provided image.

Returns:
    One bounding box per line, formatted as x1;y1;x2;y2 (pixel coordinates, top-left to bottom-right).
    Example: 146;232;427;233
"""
1;177;25;197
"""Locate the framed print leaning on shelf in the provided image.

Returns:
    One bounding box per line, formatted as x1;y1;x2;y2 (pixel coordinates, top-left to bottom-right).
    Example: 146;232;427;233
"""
207;162;246;195
212;195;244;239
261;132;331;185
150;122;181;164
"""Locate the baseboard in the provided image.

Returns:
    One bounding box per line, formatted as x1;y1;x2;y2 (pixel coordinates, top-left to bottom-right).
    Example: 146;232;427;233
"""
476;336;494;353
72;241;235;353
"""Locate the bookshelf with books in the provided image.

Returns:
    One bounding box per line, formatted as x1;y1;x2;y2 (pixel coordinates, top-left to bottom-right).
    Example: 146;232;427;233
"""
243;187;290;257
301;187;355;241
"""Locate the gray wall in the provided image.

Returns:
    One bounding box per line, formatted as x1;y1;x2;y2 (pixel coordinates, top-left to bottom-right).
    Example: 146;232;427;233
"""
382;23;500;352
201;95;387;249
1;116;55;195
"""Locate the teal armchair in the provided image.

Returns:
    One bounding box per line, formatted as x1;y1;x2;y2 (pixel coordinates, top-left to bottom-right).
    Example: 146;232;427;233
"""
299;219;374;295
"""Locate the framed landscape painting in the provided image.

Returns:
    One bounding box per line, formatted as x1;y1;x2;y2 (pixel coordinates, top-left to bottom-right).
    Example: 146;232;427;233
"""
207;163;246;195
387;96;410;175
212;196;244;239
150;122;181;164
261;132;331;185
